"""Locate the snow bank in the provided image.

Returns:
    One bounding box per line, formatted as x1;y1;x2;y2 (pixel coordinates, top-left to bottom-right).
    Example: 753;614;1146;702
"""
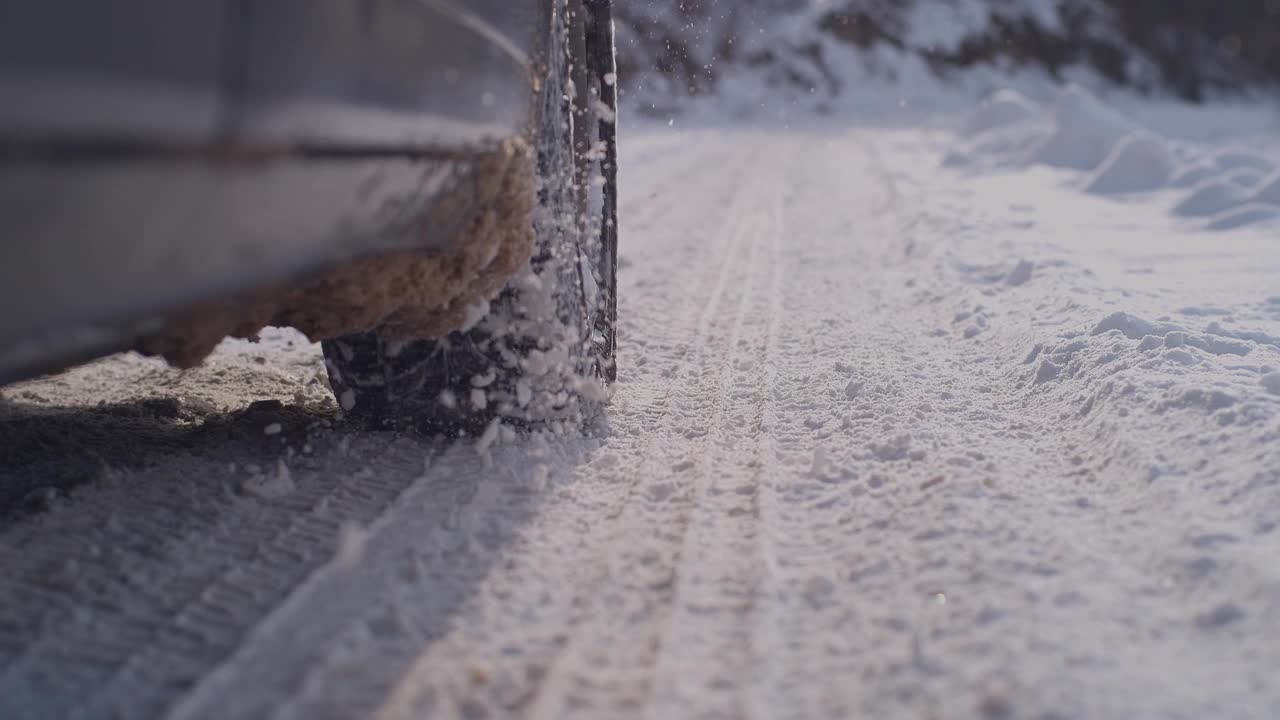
1033;86;1138;171
1029;312;1274;418
1228;171;1265;189
1177;173;1280;229
1206;204;1280;231
1215;151;1274;175
962;89;1042;137
1163;157;1280;230
949;83;1280;233
1169;164;1219;189
1084;134;1177;195
1247;173;1280;205
1172;176;1252;218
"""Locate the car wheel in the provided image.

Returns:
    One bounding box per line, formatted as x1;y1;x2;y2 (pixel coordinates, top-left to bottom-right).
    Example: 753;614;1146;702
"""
320;0;618;435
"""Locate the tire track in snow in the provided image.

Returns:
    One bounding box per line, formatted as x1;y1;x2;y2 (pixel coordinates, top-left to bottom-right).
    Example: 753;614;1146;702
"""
168;438;601;720
643;144;786;720
520;162;765;720
366;146;773;720
0;435;430;720
746;135;914;720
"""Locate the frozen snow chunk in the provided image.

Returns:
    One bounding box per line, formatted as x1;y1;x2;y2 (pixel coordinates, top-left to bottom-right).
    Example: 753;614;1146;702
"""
1172;386;1233;409
334;522;368;568
1084;134;1176;194
1195;602;1245;629
1206;203;1280;231
1261;372;1280;396
1004;259;1034;287
1090;312;1176;340
809;447;828;476
1034;359;1062;384
963;89;1041;137
458;300;491;332
871;434;915;462
475;418;502;453
1182;328;1252;356
946;124;1048;171
339;389;356;412
242;460;296;499
1033;85;1137;171
1173;175;1250;218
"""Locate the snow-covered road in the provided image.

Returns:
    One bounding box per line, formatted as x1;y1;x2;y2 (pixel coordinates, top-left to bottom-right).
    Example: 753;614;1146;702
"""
3;96;1280;719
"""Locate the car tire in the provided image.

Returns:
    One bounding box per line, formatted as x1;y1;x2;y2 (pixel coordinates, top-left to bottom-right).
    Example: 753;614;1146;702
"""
320;0;618;435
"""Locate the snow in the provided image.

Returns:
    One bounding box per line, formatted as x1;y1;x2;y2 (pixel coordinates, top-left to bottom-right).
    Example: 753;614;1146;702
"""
961;89;1040;137
1171;163;1220;188
1084;133;1177;194
908;0;997;53
241;459;296;499
1249;173;1280;204
1033;85;1139;170
1207;203;1280;231
1174;175;1253;217
1263;372;1280;395
944;82;1280;234
3;56;1280;720
1216;151;1274;174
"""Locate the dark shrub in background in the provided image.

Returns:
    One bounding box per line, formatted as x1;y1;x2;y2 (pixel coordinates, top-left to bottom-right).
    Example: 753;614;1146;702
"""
615;0;1280;103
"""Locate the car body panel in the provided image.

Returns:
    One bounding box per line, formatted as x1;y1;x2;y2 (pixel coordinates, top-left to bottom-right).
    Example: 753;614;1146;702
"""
0;2;226;140
230;0;542;148
0;0;544;148
0;0;554;384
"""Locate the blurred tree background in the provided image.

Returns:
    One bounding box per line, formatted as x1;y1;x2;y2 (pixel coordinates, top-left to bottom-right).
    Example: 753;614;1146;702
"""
613;0;1280;104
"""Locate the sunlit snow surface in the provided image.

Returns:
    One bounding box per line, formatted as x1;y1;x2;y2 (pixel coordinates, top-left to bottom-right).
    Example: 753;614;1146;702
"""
2;78;1280;720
